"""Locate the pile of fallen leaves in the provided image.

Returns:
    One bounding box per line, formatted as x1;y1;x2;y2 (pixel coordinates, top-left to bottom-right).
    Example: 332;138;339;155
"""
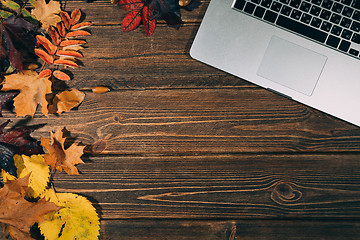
0;121;99;239
0;0;91;117
112;0;201;36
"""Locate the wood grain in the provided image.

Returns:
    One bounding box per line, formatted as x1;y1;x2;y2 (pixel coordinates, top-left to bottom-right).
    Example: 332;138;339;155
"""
52;154;360;219
3;89;357;154
99;219;360;239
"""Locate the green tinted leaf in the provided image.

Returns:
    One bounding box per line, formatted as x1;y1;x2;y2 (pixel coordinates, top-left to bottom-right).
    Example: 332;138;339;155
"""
21;8;38;23
0;10;12;19
0;0;20;10
29;0;36;7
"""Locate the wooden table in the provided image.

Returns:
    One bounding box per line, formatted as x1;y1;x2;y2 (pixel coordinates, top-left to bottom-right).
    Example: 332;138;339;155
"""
5;0;360;239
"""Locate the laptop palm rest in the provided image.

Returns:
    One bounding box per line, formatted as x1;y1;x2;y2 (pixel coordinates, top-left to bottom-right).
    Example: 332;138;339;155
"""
257;36;327;96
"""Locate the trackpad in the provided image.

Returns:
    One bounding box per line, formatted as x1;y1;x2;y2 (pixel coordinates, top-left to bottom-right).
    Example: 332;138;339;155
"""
257;36;327;96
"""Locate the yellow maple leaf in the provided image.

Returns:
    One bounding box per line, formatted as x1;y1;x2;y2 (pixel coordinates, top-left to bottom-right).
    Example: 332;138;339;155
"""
41;128;85;175
2;154;51;199
1;70;52;117
31;0;62;30
39;189;100;240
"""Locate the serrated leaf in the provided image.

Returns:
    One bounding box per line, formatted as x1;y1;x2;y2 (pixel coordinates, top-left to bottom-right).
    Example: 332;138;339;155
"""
1;70;52;117
40;190;100;240
121;10;142;32
31;0;62;30
3;154;50;198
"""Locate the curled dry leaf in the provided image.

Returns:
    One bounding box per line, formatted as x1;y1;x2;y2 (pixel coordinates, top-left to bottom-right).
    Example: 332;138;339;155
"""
0;175;60;240
48;89;85;114
31;0;62;30
41;128;85;175
1;70;52;117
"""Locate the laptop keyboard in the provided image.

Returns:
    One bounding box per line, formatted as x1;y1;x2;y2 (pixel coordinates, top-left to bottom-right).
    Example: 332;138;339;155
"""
232;0;360;58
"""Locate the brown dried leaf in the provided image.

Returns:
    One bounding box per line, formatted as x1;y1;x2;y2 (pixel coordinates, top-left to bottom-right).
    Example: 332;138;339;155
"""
41;128;85;175
48;89;85;114
0;175;60;239
31;0;62;30
1;70;52;117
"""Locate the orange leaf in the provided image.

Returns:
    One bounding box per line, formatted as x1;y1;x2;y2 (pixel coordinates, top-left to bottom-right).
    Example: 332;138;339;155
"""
36;35;57;55
71;9;81;25
57;22;66;37
56;50;83;58
66;30;91;38
41;127;85;175
60;11;71;29
35;49;53;65
1;71;52;117
59;40;86;47
53;70;70;80
71;22;92;30
48;26;60;45
38;69;52;78
54;59;78;68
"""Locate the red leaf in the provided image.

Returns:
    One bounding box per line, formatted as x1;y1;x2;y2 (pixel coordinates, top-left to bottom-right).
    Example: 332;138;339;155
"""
121;10;142;32
142;6;156;36
118;0;144;11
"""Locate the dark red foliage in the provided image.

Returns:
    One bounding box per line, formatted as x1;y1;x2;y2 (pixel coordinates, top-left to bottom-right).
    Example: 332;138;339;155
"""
0;16;36;72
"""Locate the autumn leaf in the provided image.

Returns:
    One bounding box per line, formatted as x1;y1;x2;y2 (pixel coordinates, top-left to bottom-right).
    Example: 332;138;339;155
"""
2;154;50;199
0;175;60;240
41;128;85;175
0;16;36;72
39;189;100;240
0;120;44;176
48;89;85;114
142;5;156;36
1;70;52;117
31;0;62;30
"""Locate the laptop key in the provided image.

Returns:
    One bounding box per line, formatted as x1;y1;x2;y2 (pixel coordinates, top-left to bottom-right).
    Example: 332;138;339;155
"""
339;40;351;51
276;15;328;42
331;25;342;35
332;3;343;13
311;17;322;28
352;1;360;10
244;2;256;14
291;9;302;20
322;0;334;9
320;9;331;20
349;48;359;56
261;0;273;8
330;13;341;24
326;35;340;47
290;0;301;8
254;6;266;18
310;6;321;16
233;0;246;10
341;29;353;39
353;11;360;21
351;33;360;43
342;6;353;18
340;0;351;6
340;17;352;28
351;21;360;32
301;13;312;24
300;1;311;12
271;1;282;12
264;10;278;22
321;21;333;32
281;5;292;15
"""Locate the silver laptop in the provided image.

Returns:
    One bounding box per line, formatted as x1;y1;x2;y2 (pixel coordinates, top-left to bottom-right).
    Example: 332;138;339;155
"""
190;0;360;126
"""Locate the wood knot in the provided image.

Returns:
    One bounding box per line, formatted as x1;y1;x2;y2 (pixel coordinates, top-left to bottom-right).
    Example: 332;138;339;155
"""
271;181;302;204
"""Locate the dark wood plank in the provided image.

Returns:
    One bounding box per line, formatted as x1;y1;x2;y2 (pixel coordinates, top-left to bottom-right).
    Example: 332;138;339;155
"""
52;154;360;219
99;219;360;239
7;89;357;154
